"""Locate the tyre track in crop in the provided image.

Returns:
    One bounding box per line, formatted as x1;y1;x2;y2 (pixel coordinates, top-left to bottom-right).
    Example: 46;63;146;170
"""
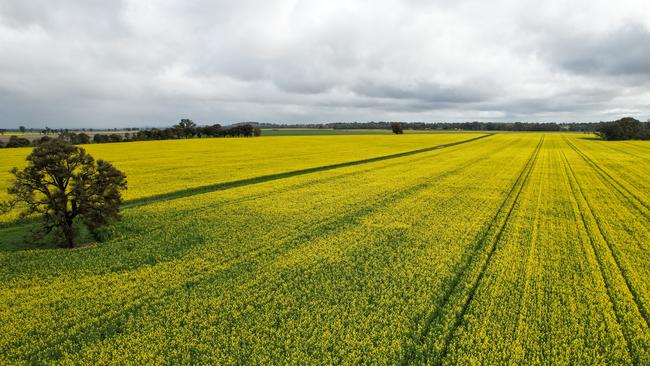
562;148;650;327
560;149;649;364
10;136;507;362
563;138;650;326
436;136;544;363
509;146;545;356
564;137;650;217
400;136;544;365
123;134;492;209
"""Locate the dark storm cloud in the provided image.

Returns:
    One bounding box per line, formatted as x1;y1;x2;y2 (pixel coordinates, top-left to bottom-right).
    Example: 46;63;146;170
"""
0;0;648;128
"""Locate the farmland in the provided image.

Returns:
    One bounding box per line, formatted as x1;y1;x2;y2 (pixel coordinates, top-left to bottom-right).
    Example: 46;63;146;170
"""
0;134;480;208
0;133;648;364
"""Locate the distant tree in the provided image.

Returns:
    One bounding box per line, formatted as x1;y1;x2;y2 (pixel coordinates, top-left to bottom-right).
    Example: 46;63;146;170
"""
596;117;650;140
108;133;123;142
0;129;6;135
239;124;254;137
201;124;222;137
59;132;90;145
75;133;90;144
391;122;404;134
226;124;257;137
176;118;197;129
6;136;31;148
34;136;53;146
174;118;197;138
2;139;127;248
93;134;109;143
19;126;26;133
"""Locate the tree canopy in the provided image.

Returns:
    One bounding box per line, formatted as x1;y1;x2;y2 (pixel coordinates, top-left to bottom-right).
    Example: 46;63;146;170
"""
2;139;127;248
596;117;650;141
391;122;404;134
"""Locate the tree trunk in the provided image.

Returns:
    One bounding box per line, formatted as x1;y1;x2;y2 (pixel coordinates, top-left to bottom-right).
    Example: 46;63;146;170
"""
62;219;75;249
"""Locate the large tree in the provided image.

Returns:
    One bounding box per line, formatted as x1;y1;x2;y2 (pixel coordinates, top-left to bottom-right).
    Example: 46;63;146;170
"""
2;139;127;248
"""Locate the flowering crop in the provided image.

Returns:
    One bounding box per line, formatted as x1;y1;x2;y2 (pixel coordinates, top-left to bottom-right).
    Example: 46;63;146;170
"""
0;133;647;364
0;134;481;224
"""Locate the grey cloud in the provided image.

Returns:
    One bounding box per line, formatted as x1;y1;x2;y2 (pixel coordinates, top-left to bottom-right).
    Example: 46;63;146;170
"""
0;0;128;37
538;23;650;77
0;0;649;128
352;80;495;104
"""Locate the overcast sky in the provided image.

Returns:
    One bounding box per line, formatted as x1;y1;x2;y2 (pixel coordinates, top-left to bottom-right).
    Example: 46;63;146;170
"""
1;0;649;128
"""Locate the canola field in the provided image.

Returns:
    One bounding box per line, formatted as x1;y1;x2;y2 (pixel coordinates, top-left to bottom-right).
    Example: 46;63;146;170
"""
0;133;649;364
0;134;480;204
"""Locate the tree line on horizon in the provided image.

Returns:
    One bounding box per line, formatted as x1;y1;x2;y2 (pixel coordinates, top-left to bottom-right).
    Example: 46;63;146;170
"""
257;118;649;135
0;120;262;148
260;118;649;140
1;117;648;148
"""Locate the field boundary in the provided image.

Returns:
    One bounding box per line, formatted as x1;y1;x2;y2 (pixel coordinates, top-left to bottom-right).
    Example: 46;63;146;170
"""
123;134;493;208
